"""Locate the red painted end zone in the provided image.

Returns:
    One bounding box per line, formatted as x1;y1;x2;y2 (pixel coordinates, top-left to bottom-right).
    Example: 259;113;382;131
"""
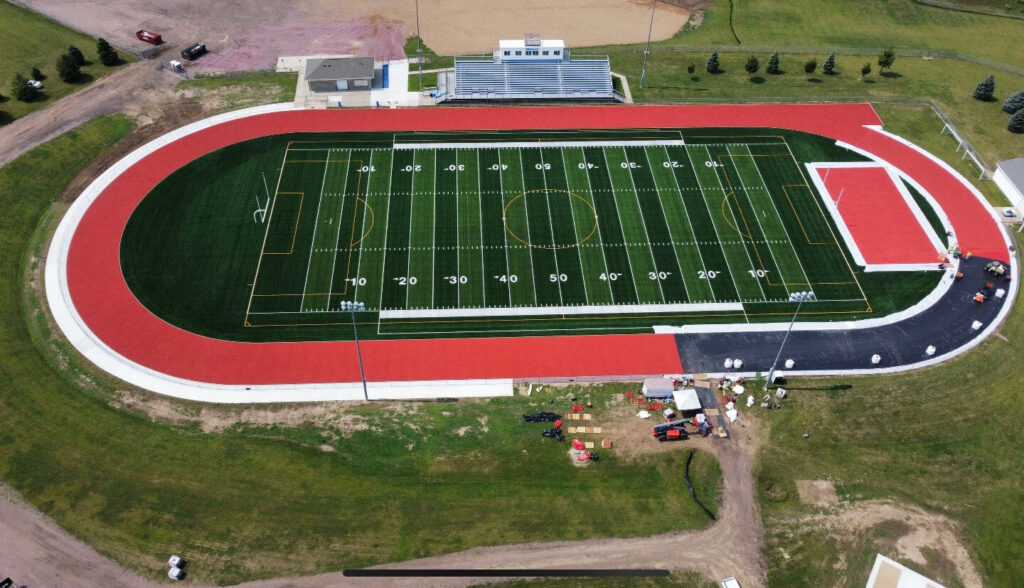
818;166;943;266
65;104;1008;386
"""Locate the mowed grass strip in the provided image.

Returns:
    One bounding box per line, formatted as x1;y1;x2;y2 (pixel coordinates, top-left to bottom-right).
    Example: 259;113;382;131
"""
499;147;539;307
581;147;641;304
561;147;615;305
0;2;134;123
457;149;486;308
350;149;394;308
432;148;461;309
477;149;513;307
406;149;437;310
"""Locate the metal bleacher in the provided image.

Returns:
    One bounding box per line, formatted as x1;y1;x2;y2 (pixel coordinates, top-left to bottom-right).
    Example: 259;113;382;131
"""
449;58;615;101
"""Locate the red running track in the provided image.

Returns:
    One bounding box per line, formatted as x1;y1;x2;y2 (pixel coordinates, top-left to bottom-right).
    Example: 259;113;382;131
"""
817;166;944;266
65;104;1008;386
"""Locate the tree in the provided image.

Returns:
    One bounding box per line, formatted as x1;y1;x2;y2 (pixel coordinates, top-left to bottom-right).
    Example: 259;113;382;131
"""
1009;108;1024;133
56;52;81;82
31;67;44;81
97;38;118;66
1003;90;1024;114
878;47;896;74
745;56;759;77
803;58;817;77
973;75;995;101
823;52;837;75
766;52;780;75
706;50;720;74
11;74;37;101
67;45;85;66
860;62;872;80
687;63;696;78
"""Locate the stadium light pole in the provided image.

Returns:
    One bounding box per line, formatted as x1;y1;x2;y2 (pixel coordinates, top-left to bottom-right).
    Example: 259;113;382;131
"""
639;0;657;88
415;0;424;90
343;301;369;401
764;291;815;392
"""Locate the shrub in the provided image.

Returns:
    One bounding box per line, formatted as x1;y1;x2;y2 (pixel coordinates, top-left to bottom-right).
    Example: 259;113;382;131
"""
745;56;759;77
973;75;995;101
1009;108;1024;133
67;45;85;66
1003;90;1024;114
860;62;872;80
706;50;720;74
56;53;81;83
804;59;817;77
11;74;37;102
823;52;837;75
97;38;118;66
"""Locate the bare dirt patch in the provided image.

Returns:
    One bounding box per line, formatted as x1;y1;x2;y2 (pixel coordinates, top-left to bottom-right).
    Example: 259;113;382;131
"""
796;479;840;506
795;500;983;588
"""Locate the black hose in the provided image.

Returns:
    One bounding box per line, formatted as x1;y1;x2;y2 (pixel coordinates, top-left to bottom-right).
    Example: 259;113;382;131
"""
684;449;717;521
728;0;742;44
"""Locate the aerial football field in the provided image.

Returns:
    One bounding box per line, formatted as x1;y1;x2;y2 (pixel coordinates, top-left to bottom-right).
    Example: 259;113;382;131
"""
121;127;942;341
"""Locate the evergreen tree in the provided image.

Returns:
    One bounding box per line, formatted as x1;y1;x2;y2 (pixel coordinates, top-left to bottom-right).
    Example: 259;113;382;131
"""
860;62;872;80
803;59;817;77
11;74;37;101
67;45;85;66
823;52;836;75
973;75;995;101
766;52;780;75
878;47;896;74
1002;90;1024;114
57;52;81;82
97;38;119;66
705;50;720;74
745;56;759;77
1009;108;1024;133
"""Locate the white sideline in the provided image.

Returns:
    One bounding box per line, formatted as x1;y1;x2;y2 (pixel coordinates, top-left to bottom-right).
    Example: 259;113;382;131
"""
393;140;687;150
44;110;1016;403
381;301;743;319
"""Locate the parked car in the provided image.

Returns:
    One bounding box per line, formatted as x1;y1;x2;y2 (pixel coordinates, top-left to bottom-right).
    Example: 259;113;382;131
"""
136;29;162;44
27;79;43;89
180;42;207;61
1003;209;1017;218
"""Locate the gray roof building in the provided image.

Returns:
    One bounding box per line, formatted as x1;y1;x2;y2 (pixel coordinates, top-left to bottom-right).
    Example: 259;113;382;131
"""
305;57;375;92
994;157;1024;207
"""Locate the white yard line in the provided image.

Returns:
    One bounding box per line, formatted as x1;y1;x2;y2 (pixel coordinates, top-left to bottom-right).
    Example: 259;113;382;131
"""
517;149;541;306
662;145;716;303
619;146;667;303
683;146;748;320
727;145;793;297
299;149;333;311
538;149;566;306
577;148;616;303
744;145;813;290
641;146;690;303
244;144;291;319
496;149;516;305
375;149;396;313
322;150;353;311
598;147;642;302
698;145;767;302
394;140;688;149
477;150;487;309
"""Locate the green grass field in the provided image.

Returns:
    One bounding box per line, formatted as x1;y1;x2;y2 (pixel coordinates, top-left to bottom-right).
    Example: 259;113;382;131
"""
121;128;942;341
0;0;133;123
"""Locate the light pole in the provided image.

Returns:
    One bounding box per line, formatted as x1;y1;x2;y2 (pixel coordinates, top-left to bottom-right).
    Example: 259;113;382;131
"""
342;301;368;400
639;0;657;88
764;291;814;391
415;0;424;90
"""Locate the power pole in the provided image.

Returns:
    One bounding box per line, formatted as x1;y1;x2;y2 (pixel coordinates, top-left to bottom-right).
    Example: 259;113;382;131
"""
639;0;657;88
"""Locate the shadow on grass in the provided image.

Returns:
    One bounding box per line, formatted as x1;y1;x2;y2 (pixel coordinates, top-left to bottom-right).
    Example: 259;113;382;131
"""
807;77;823;83
750;76;766;84
881;71;902;79
70;72;95;85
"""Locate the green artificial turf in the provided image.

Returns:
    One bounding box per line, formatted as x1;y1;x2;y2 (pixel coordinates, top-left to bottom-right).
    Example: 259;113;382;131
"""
120;128;941;342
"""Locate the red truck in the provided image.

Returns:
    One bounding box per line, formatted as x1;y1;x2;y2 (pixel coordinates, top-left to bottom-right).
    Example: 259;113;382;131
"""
136;30;162;45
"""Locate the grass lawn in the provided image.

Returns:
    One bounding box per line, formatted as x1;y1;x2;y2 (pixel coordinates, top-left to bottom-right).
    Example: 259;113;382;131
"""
5;121;724;581
750;253;1024;586
177;70;297;111
600;0;1024;68
0;0;135;123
